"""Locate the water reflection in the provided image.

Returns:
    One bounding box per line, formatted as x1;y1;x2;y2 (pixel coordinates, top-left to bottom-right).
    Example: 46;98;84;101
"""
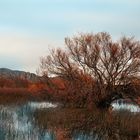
28;102;58;109
112;100;140;112
0;101;139;140
0;102;57;140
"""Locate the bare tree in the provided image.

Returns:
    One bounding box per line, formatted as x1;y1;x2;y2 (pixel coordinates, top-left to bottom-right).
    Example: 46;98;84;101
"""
40;32;140;109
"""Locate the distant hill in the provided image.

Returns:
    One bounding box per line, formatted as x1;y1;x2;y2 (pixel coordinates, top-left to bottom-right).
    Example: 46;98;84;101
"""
0;68;40;82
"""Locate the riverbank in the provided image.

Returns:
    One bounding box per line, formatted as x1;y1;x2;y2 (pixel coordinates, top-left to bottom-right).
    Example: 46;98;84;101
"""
0;88;48;105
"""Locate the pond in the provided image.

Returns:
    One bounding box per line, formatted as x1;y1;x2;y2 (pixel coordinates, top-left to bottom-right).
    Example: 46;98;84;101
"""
0;101;140;140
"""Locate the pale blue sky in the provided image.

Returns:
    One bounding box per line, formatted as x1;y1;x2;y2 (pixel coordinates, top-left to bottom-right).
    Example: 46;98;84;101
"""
0;0;140;72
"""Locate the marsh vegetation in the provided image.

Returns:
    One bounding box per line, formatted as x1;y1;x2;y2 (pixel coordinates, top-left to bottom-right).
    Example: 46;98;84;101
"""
0;98;140;140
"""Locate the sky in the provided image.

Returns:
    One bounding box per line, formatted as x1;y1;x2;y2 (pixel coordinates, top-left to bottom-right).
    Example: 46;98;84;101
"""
0;0;140;73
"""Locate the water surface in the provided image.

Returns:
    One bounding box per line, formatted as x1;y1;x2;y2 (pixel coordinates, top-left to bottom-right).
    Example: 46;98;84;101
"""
0;101;139;140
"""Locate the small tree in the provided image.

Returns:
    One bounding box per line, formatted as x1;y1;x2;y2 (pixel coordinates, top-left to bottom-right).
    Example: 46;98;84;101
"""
40;32;140;109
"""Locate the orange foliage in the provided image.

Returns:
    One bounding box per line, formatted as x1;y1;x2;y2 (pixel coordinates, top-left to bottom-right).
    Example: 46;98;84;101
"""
50;77;67;90
28;83;48;93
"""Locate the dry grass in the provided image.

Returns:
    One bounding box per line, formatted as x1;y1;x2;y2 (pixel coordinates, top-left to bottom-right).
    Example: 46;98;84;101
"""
0;88;48;105
34;108;140;140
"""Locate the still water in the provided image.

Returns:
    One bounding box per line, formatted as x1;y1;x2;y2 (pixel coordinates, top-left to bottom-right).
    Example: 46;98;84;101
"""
0;102;57;140
112;99;140;112
0;101;139;140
